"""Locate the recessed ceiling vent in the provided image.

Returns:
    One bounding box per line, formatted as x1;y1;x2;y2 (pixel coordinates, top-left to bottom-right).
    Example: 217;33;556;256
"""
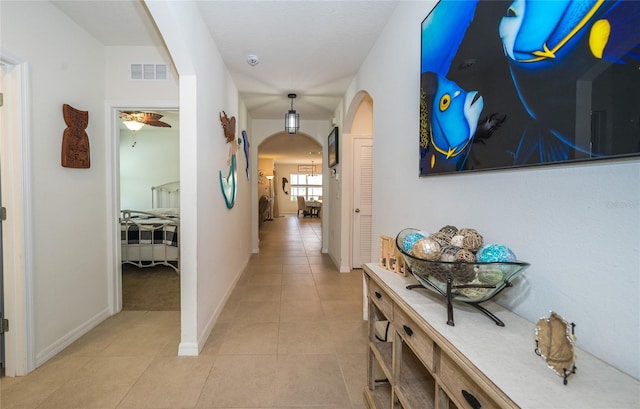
130;63;169;81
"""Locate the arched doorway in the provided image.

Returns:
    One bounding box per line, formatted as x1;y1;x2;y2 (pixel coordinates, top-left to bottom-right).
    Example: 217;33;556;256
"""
255;132;323;247
341;91;374;270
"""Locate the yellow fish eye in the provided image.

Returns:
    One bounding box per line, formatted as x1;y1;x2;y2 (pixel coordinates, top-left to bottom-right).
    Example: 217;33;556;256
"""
589;19;610;59
439;94;451;111
506;6;517;17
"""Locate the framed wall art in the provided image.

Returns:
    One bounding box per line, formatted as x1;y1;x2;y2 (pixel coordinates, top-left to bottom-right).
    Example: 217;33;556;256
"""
419;0;640;176
328;126;339;168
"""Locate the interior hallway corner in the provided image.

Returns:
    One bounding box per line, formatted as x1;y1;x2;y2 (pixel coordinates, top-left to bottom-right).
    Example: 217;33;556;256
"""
0;215;368;409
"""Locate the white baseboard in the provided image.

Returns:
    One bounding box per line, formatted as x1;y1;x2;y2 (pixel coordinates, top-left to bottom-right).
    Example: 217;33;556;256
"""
177;342;198;356
35;307;112;367
179;255;249;356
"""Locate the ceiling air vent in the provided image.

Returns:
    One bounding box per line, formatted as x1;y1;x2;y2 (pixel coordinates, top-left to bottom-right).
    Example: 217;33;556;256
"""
130;63;169;81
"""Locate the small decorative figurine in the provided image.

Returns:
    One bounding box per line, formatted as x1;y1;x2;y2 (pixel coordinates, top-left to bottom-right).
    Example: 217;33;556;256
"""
61;104;90;168
535;311;577;385
379;235;407;276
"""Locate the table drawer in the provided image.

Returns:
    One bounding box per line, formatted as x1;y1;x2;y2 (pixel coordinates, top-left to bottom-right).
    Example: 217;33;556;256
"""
367;278;393;320
439;352;500;409
394;306;435;372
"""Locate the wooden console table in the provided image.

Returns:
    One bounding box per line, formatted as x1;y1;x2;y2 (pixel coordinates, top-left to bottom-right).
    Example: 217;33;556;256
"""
363;263;639;409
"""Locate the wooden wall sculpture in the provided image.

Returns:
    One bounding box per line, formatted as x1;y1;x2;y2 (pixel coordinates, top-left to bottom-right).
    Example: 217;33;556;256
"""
61;104;90;168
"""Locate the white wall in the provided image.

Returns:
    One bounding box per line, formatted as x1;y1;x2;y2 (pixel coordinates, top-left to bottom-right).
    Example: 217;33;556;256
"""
146;1;252;355
105;46;178;100
119;128;179;210
1;1;110;367
349;1;640;379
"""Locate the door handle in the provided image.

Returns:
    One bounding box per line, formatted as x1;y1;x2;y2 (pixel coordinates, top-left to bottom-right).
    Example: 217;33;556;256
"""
355;208;360;213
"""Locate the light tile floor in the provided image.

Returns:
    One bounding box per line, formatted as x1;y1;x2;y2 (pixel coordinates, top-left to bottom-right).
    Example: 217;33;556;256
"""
1;215;368;409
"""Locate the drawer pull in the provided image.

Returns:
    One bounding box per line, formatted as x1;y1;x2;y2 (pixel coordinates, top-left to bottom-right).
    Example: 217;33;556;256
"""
374;291;382;299
462;390;481;409
403;325;413;336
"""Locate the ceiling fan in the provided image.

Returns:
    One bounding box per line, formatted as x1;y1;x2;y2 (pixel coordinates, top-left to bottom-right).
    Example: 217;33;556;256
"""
119;111;171;129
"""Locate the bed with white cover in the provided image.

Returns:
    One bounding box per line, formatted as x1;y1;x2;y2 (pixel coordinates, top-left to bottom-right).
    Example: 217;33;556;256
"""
120;181;180;272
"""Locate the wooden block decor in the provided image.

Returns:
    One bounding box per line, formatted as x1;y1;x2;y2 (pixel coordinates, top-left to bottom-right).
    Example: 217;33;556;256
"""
61;104;90;168
379;235;407;276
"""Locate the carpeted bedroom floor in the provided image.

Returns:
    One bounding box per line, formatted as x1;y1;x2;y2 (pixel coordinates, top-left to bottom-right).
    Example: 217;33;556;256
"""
122;264;180;311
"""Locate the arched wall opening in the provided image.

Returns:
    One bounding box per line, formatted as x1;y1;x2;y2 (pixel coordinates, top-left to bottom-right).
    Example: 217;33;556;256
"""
251;128;326;252
332;90;373;273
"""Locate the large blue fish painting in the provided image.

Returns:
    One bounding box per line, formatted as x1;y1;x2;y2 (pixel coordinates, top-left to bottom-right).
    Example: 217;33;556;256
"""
424;73;484;161
498;0;640;164
420;0;640;175
420;0;485;173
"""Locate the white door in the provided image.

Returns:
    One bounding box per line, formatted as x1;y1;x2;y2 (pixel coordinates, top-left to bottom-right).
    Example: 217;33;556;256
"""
352;138;373;268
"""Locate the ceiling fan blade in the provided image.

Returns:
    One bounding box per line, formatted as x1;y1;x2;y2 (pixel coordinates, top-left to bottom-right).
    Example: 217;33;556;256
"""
119;111;171;127
144;120;171;127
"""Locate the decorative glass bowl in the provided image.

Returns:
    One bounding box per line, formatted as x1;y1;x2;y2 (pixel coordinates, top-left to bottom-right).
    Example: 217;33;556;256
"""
396;228;530;326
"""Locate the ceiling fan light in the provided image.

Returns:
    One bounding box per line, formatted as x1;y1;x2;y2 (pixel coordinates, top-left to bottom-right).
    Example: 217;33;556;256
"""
124;120;145;132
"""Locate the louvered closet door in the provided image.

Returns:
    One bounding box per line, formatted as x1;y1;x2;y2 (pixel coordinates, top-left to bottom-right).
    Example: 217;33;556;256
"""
352;138;373;268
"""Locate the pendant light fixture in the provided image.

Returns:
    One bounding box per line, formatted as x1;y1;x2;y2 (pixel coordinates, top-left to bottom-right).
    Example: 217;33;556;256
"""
285;93;300;134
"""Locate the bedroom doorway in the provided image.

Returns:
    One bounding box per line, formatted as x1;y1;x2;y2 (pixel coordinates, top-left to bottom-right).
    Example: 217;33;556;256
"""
117;108;180;312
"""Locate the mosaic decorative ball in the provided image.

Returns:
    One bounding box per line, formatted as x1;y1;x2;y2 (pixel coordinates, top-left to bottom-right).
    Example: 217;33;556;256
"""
401;231;426;253
411;238;441;260
476;244;517;263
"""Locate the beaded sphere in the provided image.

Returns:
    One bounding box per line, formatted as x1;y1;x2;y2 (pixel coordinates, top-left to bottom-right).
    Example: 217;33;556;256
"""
401;231;426;253
476;244;517;262
411;238;441;260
